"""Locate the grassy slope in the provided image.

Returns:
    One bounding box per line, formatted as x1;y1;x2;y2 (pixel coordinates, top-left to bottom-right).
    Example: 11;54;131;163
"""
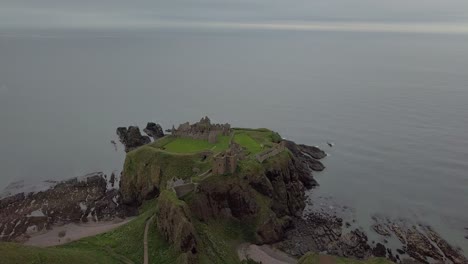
124;145;211;185
0;242;117;264
59;198;180;264
60;199;160;263
233;133;263;155
161;136;230;153
149;128;279;156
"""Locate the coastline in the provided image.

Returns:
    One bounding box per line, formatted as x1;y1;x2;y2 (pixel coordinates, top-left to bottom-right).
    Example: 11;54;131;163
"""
24;217;134;247
237;243;296;264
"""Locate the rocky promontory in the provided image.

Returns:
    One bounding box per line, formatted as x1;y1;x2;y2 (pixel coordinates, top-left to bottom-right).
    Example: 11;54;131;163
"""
117;117;329;262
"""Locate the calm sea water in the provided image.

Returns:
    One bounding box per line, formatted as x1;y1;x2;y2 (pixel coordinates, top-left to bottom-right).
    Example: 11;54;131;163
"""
1;30;467;251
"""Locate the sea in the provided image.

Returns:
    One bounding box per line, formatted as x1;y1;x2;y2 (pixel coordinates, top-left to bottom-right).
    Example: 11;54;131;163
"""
1;28;467;252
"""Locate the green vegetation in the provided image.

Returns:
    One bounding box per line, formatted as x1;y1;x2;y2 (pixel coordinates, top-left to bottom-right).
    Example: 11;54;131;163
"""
298;252;394;264
124;145;211;185
147;220;180;264
232;128;281;148
233;133;263;154
155;136;230;154
61;199;160;263
195;219;256;264
0;242;117;264
146;128;281;156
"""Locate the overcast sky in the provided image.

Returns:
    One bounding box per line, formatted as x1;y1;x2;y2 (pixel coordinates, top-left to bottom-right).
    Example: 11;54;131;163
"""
1;0;468;32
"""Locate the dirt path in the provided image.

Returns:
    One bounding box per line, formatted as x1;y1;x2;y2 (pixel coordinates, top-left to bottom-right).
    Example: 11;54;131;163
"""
237;243;297;264
143;216;155;264
318;255;336;264
24;218;134;247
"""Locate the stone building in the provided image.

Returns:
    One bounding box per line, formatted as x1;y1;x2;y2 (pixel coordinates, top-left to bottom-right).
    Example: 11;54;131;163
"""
172;116;231;144
212;142;243;175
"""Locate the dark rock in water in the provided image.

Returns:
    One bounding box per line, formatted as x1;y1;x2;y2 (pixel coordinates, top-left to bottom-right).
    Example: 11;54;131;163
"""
0;172;133;242
143;122;164;140
281;140;322;188
397;248;406;255
110;140;117;151
372;243;386;257
116;126;151;152
110;173;115;188
297;144;327;159
307;158;326;171
372;223;391;237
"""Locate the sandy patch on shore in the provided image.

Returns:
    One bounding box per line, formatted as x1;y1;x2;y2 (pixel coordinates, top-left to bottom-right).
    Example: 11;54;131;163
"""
24;218;134;247
238;243;297;264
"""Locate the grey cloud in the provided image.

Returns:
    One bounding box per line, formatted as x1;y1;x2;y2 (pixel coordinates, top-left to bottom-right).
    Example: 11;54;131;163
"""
0;0;468;30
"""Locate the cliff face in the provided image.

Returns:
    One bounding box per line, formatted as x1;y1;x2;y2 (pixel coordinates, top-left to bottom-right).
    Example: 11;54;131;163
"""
156;191;198;263
120;146;206;206
189;149;315;244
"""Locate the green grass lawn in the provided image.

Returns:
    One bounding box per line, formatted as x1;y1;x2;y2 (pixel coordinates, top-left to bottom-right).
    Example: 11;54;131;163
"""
162;136;230;153
0;242;117;264
233;133;263;155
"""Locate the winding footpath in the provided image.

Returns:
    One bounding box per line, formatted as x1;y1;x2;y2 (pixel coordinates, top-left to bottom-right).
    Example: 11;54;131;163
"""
143;216;155;264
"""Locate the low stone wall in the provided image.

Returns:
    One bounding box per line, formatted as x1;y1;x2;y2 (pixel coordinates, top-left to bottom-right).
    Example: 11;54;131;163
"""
255;144;286;163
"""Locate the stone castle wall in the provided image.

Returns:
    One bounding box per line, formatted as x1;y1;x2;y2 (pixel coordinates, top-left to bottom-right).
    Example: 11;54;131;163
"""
212;153;237;175
172;117;231;144
255;143;286;163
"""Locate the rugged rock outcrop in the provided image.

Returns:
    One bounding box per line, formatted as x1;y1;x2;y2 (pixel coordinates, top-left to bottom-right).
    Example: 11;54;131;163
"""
275;213;372;259
372;216;468;264
156;191;197;263
119;150;207;206
283;140;326;173
189;146;317;244
190;178;259;221
143;122;164;140
297;144;327;159
116;126;151;152
0;173;131;242
281;211;468;263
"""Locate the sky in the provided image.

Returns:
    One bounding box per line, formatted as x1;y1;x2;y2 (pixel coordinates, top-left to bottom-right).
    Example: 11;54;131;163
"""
1;0;468;33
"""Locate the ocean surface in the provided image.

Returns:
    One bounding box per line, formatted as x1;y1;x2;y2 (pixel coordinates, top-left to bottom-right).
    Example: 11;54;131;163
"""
1;29;467;252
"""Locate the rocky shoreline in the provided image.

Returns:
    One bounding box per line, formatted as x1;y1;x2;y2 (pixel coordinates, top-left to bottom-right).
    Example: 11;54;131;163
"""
274;205;468;264
0;172;134;243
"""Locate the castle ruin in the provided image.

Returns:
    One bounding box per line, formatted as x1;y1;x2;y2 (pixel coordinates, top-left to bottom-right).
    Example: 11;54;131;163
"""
172;116;231;144
212;142;243;175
